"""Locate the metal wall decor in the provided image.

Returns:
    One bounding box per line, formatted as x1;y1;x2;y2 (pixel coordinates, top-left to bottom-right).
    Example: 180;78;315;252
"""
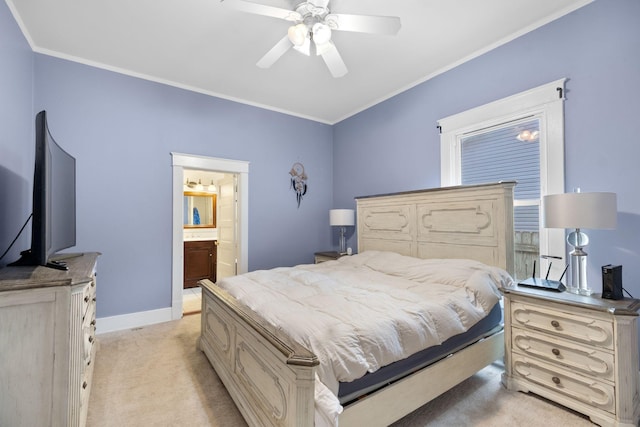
289;162;308;208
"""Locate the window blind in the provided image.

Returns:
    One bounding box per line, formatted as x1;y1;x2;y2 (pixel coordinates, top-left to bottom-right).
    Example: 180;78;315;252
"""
461;119;540;231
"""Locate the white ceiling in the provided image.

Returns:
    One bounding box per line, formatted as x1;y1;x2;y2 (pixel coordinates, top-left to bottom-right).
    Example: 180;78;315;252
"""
7;0;592;124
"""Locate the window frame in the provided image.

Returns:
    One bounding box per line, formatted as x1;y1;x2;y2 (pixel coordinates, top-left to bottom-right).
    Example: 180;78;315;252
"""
438;79;566;279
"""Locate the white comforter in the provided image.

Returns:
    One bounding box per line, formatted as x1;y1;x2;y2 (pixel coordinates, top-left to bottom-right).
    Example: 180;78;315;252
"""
215;251;512;426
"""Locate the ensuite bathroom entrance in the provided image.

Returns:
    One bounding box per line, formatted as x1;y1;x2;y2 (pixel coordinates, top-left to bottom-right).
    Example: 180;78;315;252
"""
182;171;237;315
171;153;249;320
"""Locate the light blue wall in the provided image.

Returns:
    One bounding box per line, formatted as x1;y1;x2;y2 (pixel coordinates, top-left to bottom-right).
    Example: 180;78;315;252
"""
31;56;333;317
3;0;640;320
0;0;334;317
0;0;34;266
334;0;640;299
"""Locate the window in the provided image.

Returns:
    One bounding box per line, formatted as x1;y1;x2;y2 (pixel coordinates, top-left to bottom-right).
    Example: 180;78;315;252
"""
439;79;566;280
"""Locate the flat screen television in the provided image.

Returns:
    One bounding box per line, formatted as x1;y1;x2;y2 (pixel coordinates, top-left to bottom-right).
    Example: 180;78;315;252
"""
10;110;76;270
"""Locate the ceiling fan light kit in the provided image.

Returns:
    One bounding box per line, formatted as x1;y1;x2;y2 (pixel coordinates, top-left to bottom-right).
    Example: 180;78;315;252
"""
288;23;308;46
223;0;401;78
311;22;331;45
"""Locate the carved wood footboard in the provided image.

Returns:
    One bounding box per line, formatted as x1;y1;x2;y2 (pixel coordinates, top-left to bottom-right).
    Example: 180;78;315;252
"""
199;280;318;427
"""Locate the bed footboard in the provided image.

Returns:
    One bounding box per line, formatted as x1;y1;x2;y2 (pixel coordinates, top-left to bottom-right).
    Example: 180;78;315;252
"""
199;279;317;427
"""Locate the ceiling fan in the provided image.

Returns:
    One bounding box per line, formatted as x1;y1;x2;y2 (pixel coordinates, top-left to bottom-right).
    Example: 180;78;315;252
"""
222;0;401;78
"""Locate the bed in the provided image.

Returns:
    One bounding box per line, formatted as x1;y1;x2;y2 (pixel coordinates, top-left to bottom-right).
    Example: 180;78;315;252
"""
198;181;515;427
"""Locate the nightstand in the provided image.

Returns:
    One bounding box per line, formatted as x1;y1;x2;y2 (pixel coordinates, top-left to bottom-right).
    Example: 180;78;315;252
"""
314;251;344;264
501;285;640;427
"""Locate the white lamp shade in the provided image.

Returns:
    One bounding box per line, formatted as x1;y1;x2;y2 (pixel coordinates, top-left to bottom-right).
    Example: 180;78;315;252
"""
312;22;332;45
288;23;308;46
542;192;617;229
330;209;354;227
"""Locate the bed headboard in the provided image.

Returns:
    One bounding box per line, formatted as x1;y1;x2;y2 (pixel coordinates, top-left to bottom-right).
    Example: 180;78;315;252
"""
356;181;515;275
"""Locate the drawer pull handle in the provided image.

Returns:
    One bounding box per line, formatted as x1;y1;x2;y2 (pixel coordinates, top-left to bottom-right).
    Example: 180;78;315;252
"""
82;381;88;389
84;296;90;303
552;348;561;356
88;336;94;343
552;376;561;385
551;320;560;328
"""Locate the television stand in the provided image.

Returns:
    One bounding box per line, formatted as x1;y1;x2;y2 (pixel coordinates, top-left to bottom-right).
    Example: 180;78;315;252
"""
8;249;38;268
10;250;81;271
0;253;100;426
50;252;84;262
46;260;69;271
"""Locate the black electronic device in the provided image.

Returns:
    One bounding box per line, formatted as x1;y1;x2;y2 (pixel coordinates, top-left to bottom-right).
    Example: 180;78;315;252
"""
519;277;566;292
602;264;623;300
9;110;76;270
518;259;568;292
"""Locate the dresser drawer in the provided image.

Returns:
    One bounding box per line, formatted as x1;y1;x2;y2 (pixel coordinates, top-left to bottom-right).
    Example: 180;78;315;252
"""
512;327;614;382
511;301;613;349
83;303;96;364
79;361;94;425
81;279;96;319
83;322;95;363
512;354;615;414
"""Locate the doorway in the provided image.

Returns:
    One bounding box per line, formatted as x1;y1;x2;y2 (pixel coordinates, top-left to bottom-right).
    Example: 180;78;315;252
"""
171;153;249;320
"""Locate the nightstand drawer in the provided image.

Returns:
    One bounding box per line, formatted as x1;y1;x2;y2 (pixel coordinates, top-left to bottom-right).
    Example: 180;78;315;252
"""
511;301;613;350
512;328;614;382
512;354;615;414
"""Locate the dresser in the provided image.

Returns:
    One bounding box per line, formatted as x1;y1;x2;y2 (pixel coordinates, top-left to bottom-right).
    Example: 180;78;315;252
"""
502;285;640;427
0;252;99;427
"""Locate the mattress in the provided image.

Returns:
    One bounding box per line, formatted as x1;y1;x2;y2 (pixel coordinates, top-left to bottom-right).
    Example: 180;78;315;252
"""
214;250;512;426
337;301;503;404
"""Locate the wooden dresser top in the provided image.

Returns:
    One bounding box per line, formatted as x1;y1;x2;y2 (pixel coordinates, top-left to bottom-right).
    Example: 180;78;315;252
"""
0;252;100;292
503;284;640;316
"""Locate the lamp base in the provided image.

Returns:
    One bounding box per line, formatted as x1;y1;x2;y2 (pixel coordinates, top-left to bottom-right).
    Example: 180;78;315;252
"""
566;285;593;296
338;226;347;255
568;230;591;296
579;287;593;296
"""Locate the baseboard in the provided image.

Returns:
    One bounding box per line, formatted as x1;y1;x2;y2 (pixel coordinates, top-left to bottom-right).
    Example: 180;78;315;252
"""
96;307;173;334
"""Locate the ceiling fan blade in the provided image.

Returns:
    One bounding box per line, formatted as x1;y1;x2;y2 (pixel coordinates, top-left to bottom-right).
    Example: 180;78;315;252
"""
326;13;401;35
222;0;301;21
256;35;292;68
319;41;348;78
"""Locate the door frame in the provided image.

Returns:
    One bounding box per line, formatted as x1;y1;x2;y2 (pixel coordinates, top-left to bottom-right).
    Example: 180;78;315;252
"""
171;152;249;320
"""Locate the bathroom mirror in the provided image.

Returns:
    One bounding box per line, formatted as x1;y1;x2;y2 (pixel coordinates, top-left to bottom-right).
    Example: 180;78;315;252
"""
184;191;216;228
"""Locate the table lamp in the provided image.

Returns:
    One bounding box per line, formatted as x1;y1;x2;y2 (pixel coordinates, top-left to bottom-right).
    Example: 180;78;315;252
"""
330;209;354;254
542;189;617;295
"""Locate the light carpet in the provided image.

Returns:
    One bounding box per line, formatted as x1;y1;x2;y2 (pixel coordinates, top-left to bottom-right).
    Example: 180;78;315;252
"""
182;292;202;315
87;314;593;426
